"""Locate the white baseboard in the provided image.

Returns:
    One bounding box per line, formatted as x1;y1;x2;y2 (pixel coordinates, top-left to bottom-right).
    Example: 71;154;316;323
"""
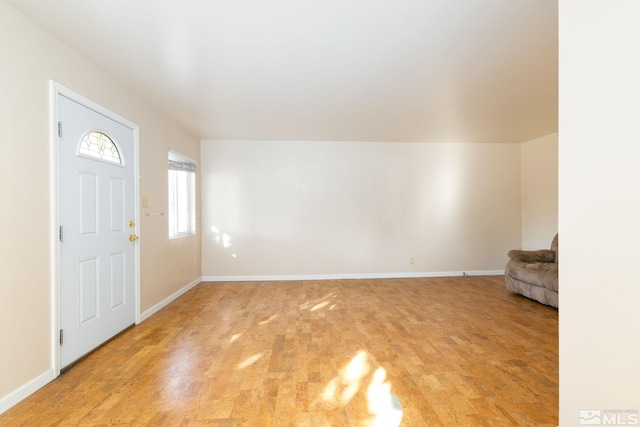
0;368;55;415
139;277;202;322
202;270;504;282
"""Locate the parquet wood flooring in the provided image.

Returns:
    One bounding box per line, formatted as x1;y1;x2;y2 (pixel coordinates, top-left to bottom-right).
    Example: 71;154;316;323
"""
0;276;558;426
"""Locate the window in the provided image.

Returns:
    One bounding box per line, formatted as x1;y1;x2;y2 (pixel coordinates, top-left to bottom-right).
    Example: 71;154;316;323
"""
79;131;122;164
168;150;196;238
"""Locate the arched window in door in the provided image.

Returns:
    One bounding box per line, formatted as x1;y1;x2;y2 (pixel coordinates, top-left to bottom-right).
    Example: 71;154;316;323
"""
79;131;122;164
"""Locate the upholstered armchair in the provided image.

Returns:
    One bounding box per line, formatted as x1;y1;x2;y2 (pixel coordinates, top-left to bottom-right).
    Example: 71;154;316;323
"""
505;234;558;308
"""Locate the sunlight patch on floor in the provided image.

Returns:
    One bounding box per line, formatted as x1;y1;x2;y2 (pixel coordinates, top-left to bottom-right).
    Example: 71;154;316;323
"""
367;367;403;427
320;350;370;406
299;291;338;311
259;314;279;325
236;353;264;370
310;301;330;312
317;349;402;426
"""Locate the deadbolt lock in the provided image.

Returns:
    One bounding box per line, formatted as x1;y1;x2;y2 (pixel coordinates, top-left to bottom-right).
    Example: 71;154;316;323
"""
129;220;135;228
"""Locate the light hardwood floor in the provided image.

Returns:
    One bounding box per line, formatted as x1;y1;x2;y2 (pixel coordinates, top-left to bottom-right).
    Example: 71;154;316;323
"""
1;276;558;426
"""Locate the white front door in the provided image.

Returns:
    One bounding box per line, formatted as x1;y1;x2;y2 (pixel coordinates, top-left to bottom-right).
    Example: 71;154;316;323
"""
58;94;137;368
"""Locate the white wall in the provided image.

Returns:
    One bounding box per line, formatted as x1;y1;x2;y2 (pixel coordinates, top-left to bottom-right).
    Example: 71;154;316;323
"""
559;1;640;425
521;133;558;250
201;140;521;278
0;3;200;407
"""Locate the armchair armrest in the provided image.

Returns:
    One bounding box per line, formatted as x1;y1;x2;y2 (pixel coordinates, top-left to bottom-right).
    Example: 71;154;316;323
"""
507;249;556;263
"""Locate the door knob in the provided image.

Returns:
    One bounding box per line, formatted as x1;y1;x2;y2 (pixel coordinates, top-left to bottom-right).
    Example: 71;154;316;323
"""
129;234;139;242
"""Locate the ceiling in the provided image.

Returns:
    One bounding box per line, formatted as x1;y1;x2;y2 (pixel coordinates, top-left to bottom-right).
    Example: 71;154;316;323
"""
10;0;558;143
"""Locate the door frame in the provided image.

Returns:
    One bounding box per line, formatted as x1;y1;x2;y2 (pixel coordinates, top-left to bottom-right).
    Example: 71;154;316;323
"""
49;81;141;376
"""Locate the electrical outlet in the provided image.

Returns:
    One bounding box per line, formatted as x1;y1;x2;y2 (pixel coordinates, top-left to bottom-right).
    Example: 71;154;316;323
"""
409;257;415;265
180;269;184;279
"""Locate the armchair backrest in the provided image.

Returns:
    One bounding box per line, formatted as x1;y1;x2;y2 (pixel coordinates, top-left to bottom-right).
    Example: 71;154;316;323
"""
550;233;559;263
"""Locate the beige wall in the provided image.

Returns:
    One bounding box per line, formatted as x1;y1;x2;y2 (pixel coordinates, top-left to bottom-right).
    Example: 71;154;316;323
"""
0;3;200;401
521;133;558;250
559;0;640;424
201;140;522;278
